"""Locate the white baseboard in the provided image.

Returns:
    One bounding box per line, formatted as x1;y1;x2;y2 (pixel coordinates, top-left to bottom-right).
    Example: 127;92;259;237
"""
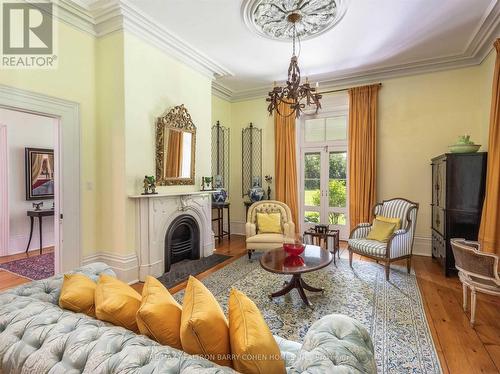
230;221;246;236
9;233;54;255
82;252;139;284
413;236;432;256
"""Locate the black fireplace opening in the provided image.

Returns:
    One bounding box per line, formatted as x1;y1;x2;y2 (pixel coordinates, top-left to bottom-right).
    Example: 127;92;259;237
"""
165;214;200;272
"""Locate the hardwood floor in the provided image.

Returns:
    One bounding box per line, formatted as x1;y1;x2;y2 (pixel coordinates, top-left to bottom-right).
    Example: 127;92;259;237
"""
0;237;498;373
0;247;54;291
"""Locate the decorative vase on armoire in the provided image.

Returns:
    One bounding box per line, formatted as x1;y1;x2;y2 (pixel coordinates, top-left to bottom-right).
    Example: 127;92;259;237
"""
431;152;487;276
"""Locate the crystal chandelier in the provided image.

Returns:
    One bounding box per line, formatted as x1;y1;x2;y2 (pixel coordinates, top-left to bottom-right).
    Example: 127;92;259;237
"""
266;13;322;118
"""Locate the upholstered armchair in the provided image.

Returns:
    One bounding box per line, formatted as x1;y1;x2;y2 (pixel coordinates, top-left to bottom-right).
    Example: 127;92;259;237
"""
450;239;500;326
246;200;295;259
348;198;419;280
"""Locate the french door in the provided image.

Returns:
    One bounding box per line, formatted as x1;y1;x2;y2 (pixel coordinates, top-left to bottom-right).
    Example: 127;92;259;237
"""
300;113;349;239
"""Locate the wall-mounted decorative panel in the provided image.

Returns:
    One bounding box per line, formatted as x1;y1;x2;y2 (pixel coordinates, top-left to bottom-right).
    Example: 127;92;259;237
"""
242;123;262;197
211;121;230;191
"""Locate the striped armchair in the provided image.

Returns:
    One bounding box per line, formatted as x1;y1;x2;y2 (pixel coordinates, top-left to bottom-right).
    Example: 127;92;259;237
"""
348;198;419;280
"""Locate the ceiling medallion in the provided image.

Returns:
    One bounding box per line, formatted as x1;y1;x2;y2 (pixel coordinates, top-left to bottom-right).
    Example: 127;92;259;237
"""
242;0;348;41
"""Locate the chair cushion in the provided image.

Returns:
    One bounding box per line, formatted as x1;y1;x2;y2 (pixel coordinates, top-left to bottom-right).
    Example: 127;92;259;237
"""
136;276;182;349
257;212;282;234
95;274;141;333
348;238;387;257
59;273;97;317
180;276;232;368
246;233;291;244
366;219;397;242
228;289;285;374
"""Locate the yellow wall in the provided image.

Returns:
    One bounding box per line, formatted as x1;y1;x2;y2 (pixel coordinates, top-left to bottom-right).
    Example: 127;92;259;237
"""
95;31;126;253
216;50;496;253
122;32;213;253
0;21;98;256
377;64;488;243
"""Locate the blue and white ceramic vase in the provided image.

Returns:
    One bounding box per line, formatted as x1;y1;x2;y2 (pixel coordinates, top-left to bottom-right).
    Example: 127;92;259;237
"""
212;188;227;203
212;175;227;203
248;176;265;202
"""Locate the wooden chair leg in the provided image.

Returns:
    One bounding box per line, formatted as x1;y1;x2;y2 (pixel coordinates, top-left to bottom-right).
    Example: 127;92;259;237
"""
462;283;468;311
406;257;411;274
349;249;353;268
385;263;390;281
470;288;477;326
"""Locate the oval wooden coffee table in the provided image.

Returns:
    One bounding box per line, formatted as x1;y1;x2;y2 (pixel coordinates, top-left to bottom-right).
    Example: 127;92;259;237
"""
260;245;333;306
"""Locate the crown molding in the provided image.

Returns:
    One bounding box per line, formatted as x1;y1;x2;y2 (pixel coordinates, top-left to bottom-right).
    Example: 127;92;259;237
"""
213;0;500;102
52;0;233;79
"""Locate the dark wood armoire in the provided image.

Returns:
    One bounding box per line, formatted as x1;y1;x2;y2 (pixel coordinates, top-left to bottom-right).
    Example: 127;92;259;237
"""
431;152;487;276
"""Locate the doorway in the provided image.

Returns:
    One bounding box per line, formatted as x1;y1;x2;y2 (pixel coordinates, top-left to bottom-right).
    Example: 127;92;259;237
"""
0;85;81;274
299;112;349;239
0;109;59;280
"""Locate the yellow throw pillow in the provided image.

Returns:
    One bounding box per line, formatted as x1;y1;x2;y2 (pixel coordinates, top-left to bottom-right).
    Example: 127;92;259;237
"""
257;212;282;234
136;276;182;349
376;215;402;230
180;276;232;367
366;219;397;242
229;289;285;374
59;273;97;317
95;274;141;333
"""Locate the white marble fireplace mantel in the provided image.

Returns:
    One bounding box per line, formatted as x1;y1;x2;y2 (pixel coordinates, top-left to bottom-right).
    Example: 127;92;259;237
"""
130;191;215;281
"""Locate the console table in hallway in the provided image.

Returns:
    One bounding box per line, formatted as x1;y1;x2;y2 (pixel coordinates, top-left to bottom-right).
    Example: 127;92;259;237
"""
25;209;54;255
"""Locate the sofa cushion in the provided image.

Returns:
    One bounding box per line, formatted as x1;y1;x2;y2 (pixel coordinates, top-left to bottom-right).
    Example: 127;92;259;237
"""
181;276;232;368
348;238;387;257
95;274;141;333
3;262;114;305
136;276;182;349
228;288;285;374
59;273;97;317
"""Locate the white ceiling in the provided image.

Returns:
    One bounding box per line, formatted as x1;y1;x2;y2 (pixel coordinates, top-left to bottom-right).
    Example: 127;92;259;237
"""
100;0;499;96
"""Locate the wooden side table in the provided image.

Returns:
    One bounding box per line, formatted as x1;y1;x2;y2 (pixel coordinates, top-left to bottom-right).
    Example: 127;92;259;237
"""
303;228;340;264
212;202;230;243
26;209;55;254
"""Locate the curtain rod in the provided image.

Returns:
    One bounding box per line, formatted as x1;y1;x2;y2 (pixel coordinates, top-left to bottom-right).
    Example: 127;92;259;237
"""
317;83;382;95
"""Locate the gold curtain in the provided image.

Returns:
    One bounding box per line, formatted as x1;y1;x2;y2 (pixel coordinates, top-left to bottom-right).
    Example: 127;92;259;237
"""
348;84;380;229
479;39;500;254
165;130;183;178
275;102;299;230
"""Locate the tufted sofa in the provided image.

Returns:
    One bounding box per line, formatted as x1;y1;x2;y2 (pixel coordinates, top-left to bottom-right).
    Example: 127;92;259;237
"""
0;263;376;373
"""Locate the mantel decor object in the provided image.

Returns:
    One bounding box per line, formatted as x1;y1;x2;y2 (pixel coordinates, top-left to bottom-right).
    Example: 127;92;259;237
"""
201;176;213;191
32;202;43;211
448;135;481;153
142;175;158;195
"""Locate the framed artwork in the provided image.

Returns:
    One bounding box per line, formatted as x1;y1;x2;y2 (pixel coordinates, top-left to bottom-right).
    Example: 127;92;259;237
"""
25;148;54;200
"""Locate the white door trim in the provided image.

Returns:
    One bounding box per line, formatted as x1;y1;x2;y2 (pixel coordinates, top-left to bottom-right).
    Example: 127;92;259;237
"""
0;85;81;273
0;125;8;256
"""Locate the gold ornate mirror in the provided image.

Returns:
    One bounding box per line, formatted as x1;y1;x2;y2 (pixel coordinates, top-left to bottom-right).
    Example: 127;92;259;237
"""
156;105;196;185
